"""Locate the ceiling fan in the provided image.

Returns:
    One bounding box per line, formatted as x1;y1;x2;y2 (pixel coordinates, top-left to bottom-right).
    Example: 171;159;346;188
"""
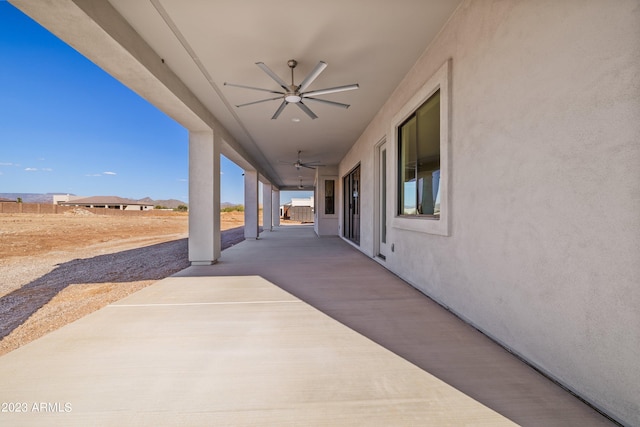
297;178;312;190
224;59;359;119
281;150;323;170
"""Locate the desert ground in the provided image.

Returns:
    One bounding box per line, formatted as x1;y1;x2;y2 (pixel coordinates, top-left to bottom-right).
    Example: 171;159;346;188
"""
0;209;250;356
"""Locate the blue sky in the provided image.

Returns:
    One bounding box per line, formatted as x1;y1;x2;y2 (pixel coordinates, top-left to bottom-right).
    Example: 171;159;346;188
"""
0;2;264;205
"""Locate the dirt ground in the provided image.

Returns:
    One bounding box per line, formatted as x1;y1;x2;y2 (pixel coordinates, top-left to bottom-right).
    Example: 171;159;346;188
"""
0;209;247;356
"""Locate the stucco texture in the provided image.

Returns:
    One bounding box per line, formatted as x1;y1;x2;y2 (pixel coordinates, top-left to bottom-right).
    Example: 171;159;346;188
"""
340;0;640;424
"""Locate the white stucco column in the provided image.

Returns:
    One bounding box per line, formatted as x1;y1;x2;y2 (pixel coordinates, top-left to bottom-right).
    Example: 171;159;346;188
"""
272;189;280;227
188;130;221;265
244;170;259;239
262;183;272;232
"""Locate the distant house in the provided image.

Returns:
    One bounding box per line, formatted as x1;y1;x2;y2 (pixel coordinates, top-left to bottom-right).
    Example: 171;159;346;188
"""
281;197;314;222
52;194;83;205
55;195;154;211
0;197;16;203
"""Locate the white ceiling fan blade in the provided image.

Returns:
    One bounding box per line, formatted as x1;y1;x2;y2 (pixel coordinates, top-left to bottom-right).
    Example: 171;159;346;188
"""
301;164;316;169
303;83;359;97
256;62;289;91
298;61;327;92
235;96;283;108
224;82;284;95
271;101;288;120
296;102;318;119
303;97;350;109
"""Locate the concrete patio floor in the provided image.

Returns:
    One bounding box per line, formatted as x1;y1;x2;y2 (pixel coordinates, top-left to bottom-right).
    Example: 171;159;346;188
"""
0;225;614;426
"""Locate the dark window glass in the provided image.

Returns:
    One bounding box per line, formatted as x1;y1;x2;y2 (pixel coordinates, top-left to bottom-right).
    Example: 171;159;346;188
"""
398;90;440;218
324;180;335;215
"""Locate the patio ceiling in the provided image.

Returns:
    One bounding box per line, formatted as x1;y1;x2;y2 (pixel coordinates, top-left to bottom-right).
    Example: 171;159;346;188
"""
14;0;463;189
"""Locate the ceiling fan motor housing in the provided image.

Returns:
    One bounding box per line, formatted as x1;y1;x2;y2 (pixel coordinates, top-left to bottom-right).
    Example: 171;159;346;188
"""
285;60;302;103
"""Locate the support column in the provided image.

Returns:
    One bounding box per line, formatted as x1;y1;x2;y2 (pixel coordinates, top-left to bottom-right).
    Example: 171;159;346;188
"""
272;189;280;227
244;170;259;239
188;130;221;265
262;183;272;232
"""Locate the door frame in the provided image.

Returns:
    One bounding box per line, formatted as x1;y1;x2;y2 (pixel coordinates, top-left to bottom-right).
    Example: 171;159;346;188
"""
343;163;361;245
374;138;388;260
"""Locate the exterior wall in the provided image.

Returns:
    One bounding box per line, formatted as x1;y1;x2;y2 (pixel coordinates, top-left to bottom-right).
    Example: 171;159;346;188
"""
288;206;314;223
124;205;153;211
58;203;153;211
339;0;640;424
0;202;174;216
290;198;314;208
52;194;83;205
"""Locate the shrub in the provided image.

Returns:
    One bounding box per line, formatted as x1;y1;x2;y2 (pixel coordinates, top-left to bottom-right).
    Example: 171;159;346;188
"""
221;204;244;212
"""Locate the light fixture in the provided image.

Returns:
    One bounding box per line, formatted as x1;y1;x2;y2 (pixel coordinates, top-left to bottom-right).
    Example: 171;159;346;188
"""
285;94;301;103
291;117;301;123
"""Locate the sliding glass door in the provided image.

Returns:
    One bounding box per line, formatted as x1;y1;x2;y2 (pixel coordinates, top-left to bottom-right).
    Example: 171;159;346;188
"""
343;165;360;245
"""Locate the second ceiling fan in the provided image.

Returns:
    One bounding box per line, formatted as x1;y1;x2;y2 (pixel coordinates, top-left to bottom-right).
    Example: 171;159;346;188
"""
281;150;323;170
224;59;359;120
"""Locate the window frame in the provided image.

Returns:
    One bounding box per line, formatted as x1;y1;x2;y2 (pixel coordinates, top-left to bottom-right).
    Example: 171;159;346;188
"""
324;179;335;215
398;89;441;218
390;59;450;236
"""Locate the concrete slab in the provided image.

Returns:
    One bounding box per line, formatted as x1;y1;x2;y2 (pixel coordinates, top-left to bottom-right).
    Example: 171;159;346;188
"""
0;275;514;426
0;225;614;426
176;225;615;426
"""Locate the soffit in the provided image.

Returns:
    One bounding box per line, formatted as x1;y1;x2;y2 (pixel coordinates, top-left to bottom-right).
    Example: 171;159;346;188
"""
107;0;462;188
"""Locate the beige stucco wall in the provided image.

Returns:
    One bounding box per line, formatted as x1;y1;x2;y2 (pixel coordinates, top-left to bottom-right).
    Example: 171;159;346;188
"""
339;0;640;424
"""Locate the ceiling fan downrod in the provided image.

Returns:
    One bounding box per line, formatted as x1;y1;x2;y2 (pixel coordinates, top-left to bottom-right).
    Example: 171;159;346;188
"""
285;59;301;103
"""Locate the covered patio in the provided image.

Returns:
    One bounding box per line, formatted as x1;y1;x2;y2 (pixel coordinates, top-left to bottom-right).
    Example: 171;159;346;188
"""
5;0;638;424
0;226;613;426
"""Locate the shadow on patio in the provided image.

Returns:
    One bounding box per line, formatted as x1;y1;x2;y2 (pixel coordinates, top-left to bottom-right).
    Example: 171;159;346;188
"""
177;225;616;427
0;226;250;340
0;225;617;426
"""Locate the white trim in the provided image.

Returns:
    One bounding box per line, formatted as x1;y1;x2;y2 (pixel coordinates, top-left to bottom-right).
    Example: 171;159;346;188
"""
390;59;451;236
318;175;338;219
373;137;388;259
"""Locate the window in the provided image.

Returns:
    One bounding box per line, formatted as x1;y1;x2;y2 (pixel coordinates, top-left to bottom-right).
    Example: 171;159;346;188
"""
398;90;440;218
324;179;335;215
390;59;449;236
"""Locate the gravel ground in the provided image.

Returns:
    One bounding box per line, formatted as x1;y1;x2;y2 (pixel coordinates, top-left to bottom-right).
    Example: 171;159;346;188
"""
0;221;247;356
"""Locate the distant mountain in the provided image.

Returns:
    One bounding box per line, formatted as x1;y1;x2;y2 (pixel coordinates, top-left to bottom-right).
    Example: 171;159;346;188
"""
0;193;188;209
0;193;70;203
137;197;188;209
221;201;241;209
